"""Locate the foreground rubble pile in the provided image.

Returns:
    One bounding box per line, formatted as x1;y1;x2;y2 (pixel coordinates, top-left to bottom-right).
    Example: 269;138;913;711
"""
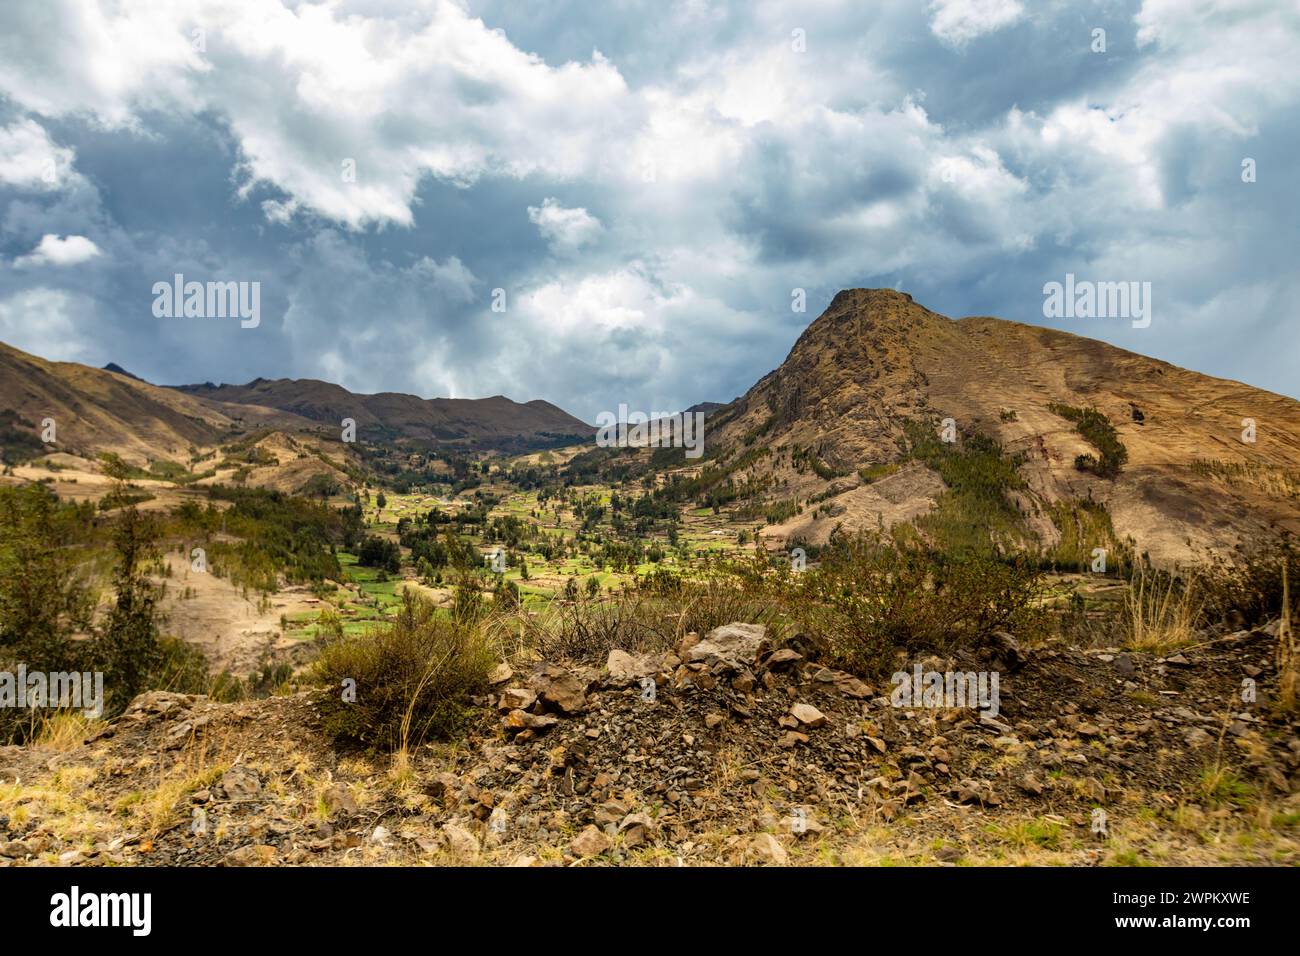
1;621;1298;866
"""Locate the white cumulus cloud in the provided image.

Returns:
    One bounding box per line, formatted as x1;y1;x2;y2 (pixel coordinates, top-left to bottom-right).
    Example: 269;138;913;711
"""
14;234;103;267
527;198;604;252
929;0;1024;47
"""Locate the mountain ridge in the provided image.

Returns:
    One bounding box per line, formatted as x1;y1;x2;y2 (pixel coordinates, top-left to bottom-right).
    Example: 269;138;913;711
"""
708;289;1300;563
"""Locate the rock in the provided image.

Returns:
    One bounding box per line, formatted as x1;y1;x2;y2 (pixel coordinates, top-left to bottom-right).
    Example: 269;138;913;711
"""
504;709;559;734
834;674;873;699
442;823;480;857
124;690;194;719
987;631;1024;670
322;783;357;818
222;844;277;867
1165;653;1192;667
220;765;261;803
1076;723;1101;737
1079;778;1107;802
426;772;460;801
0;840;33;859
497;687;538;712
766;648;803;668
1114;653;1136;678
570;825;611;857
595;800;629;827
164;722;194;749
369;825;393;847
1020;774;1045;796
489;662;514;685
687;623;770;671
619;812;656;846
790;703;827;728
777;731;809;748
529;664;589;714
744;832;788;865
1184;727;1212;747
606;649;657;683
952;779;1000;806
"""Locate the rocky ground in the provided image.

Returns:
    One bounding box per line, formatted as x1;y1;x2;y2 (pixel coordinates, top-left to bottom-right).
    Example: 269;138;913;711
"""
1;622;1298;867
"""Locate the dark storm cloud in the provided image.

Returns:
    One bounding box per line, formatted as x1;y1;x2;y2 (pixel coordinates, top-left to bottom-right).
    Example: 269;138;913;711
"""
0;0;1295;422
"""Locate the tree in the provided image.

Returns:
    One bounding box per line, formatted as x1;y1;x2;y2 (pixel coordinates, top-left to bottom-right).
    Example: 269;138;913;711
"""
96;502;164;713
0;484;93;671
357;534;400;574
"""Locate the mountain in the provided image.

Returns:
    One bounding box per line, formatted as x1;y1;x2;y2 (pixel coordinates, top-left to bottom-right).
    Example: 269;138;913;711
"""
1;340;230;463
174;378;593;451
709;289;1300;563
0;340;593;466
684;401;727;416
102;362;145;382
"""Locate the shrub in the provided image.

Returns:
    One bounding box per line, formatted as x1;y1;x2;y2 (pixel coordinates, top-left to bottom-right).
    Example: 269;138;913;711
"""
314;591;493;751
1200;536;1297;629
356;534;400;573
1048;403;1127;478
785;532;1050;675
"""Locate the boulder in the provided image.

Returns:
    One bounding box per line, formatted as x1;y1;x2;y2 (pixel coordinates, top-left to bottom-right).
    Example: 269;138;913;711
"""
687;623;770;671
744;832;788;865
219;765;261;803
606;649;659;684
570;825;610;857
503;709;559;734
497;687;538;712
529;664;589;714
790;703;827;728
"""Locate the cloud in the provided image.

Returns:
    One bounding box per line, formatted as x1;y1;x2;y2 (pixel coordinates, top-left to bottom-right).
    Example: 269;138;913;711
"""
928;0;1024;47
0;287;96;361
14;234;102;267
527;198;604;252
0;0;630;228
0;119;77;190
0;0;1296;414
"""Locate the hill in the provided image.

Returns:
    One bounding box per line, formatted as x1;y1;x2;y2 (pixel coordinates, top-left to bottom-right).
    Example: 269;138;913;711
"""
707;289;1300;563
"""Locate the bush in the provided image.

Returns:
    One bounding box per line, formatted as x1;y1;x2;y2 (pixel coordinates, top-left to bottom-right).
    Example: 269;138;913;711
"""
313;591;493;751
782;532;1050;675
1048;403;1127;478
539;591;678;661
356;534;400;573
1200;537;1298;629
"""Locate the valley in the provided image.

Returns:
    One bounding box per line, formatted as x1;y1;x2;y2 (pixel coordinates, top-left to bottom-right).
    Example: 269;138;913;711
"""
0;290;1297;868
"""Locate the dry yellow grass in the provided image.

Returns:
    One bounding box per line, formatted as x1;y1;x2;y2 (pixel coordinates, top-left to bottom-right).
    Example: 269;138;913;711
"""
1125;565;1204;652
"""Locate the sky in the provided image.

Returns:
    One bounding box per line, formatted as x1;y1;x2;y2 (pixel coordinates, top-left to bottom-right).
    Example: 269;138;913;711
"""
0;0;1296;423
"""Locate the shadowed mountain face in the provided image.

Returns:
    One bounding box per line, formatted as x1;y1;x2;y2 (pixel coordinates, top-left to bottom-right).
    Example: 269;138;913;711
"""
173;379;592;450
710;289;1300;563
1;341;231;462
0;339;592;461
